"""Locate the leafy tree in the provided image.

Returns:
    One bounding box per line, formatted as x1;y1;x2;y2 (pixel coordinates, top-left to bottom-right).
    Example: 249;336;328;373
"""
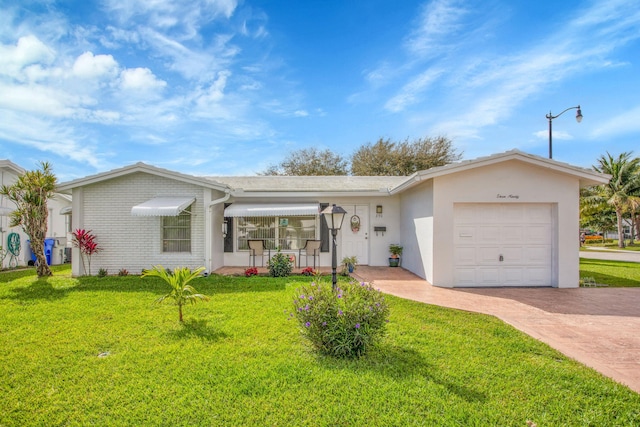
591;152;640;248
142;265;210;322
351;136;462;176
260;148;348;176
0;162;56;277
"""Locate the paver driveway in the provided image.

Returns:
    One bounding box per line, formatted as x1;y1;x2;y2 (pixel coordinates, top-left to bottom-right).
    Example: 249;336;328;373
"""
353;266;640;394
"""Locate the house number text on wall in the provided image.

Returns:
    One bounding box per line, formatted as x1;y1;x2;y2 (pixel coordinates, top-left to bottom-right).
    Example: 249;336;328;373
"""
496;194;519;199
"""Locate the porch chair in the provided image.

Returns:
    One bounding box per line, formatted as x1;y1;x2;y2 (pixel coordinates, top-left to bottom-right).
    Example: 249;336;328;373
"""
298;239;321;268
248;240;270;267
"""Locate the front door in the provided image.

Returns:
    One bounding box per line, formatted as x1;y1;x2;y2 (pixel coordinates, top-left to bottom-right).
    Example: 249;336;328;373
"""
342;205;369;265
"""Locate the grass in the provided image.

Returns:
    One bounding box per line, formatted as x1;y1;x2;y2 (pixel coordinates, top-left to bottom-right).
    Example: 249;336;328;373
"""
1;266;639;426
583;240;640;251
580;258;640;287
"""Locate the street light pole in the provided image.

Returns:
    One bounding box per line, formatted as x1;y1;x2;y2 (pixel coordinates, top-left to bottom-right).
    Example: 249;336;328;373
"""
546;105;582;159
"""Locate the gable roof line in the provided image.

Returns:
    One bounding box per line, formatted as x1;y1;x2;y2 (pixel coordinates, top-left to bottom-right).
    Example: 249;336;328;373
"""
0;159;26;175
390;149;610;194
57;162;231;193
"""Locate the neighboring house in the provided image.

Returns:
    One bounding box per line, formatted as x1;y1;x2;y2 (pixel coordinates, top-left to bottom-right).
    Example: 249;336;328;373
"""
0;160;72;268
57;150;609;288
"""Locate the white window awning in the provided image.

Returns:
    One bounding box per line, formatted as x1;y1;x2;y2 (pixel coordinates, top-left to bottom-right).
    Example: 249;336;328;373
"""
224;203;319;217
131;196;195;217
60;206;72;215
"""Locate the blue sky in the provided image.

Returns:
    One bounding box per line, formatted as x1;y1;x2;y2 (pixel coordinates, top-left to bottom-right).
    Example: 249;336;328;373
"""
1;0;639;181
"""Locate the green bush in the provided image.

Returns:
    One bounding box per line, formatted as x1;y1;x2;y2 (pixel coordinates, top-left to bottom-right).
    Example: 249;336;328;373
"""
290;280;389;358
268;251;293;277
97;268;108;277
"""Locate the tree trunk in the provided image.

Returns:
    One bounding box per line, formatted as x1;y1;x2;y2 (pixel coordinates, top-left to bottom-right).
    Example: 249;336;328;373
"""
178;304;184;322
27;204;52;277
616;208;625;248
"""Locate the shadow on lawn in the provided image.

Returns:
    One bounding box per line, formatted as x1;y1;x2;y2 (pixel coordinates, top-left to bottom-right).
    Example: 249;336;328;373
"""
170;319;228;341
4;277;71;301
320;344;486;404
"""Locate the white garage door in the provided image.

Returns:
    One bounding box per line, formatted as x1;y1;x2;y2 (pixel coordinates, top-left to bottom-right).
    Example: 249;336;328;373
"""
454;203;553;287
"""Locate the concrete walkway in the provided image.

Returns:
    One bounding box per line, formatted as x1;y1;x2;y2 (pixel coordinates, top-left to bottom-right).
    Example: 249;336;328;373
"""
352;266;640;394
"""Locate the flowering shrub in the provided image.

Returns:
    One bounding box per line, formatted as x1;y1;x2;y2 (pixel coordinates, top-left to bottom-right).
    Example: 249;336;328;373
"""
72;229;102;276
268;251;293;277
301;267;317;276
245;267;258;277
290;280;389;358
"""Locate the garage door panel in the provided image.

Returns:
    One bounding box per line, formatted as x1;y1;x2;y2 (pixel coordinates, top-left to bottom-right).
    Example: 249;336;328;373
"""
478;267;501;285
455;268;477;286
502;267;525;285
525;246;551;264
478;226;501;241
478;246;500;263
479;205;502;223
526;267;550;285
526;224;551;241
454;247;476;265
454;226;476;243
527;205;552;222
501;246;523;264
502;226;524;242
502;205;525;223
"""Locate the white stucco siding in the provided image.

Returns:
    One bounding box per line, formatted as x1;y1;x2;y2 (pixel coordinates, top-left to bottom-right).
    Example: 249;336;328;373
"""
399;180;434;281
72;172;211;275
432;160;579;288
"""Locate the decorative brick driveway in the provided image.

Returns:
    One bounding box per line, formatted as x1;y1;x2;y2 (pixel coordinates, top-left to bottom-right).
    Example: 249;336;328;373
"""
353;266;640;394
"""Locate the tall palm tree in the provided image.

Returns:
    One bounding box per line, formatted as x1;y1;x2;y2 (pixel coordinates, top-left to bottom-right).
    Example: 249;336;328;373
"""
592;152;640;248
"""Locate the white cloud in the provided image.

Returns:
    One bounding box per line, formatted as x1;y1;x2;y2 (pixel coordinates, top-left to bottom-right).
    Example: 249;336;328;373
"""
0;83;82;117
293;110;308;117
73;52;119;79
405;0;468;57
119;67;166;91
533;130;573;141
0;35;55;79
385;68;443;112
0;110;102;168
194;70;231;109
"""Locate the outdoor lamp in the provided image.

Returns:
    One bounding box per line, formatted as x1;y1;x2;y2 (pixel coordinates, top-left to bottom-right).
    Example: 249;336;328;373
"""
545;105;582;159
321;204;347;290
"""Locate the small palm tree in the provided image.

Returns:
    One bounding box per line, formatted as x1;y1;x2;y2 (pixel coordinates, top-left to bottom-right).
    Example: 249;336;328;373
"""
142;265;210;322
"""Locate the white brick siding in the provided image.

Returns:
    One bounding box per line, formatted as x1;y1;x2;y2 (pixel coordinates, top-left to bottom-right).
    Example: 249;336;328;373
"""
76;172;209;275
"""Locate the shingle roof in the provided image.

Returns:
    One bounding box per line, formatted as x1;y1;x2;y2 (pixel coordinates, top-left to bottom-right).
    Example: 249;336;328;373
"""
201;175;406;192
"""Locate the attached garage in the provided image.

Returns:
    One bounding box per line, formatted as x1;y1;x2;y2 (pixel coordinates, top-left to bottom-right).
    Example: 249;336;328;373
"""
394;150;610;288
453;203;553;287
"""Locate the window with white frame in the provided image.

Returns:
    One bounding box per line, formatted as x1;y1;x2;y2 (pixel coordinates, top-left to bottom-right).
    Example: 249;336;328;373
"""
237;216;317;251
162;207;191;252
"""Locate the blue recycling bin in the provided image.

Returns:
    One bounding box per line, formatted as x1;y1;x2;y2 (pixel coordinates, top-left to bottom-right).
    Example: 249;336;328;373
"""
27;239;55;265
44;238;55;265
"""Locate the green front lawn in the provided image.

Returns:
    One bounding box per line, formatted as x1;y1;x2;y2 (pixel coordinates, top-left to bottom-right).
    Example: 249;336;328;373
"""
1;267;638;426
580;259;640;287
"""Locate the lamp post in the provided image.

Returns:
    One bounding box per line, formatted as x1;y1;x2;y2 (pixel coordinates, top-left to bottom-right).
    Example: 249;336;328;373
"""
546;105;582;159
321;204;346;291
